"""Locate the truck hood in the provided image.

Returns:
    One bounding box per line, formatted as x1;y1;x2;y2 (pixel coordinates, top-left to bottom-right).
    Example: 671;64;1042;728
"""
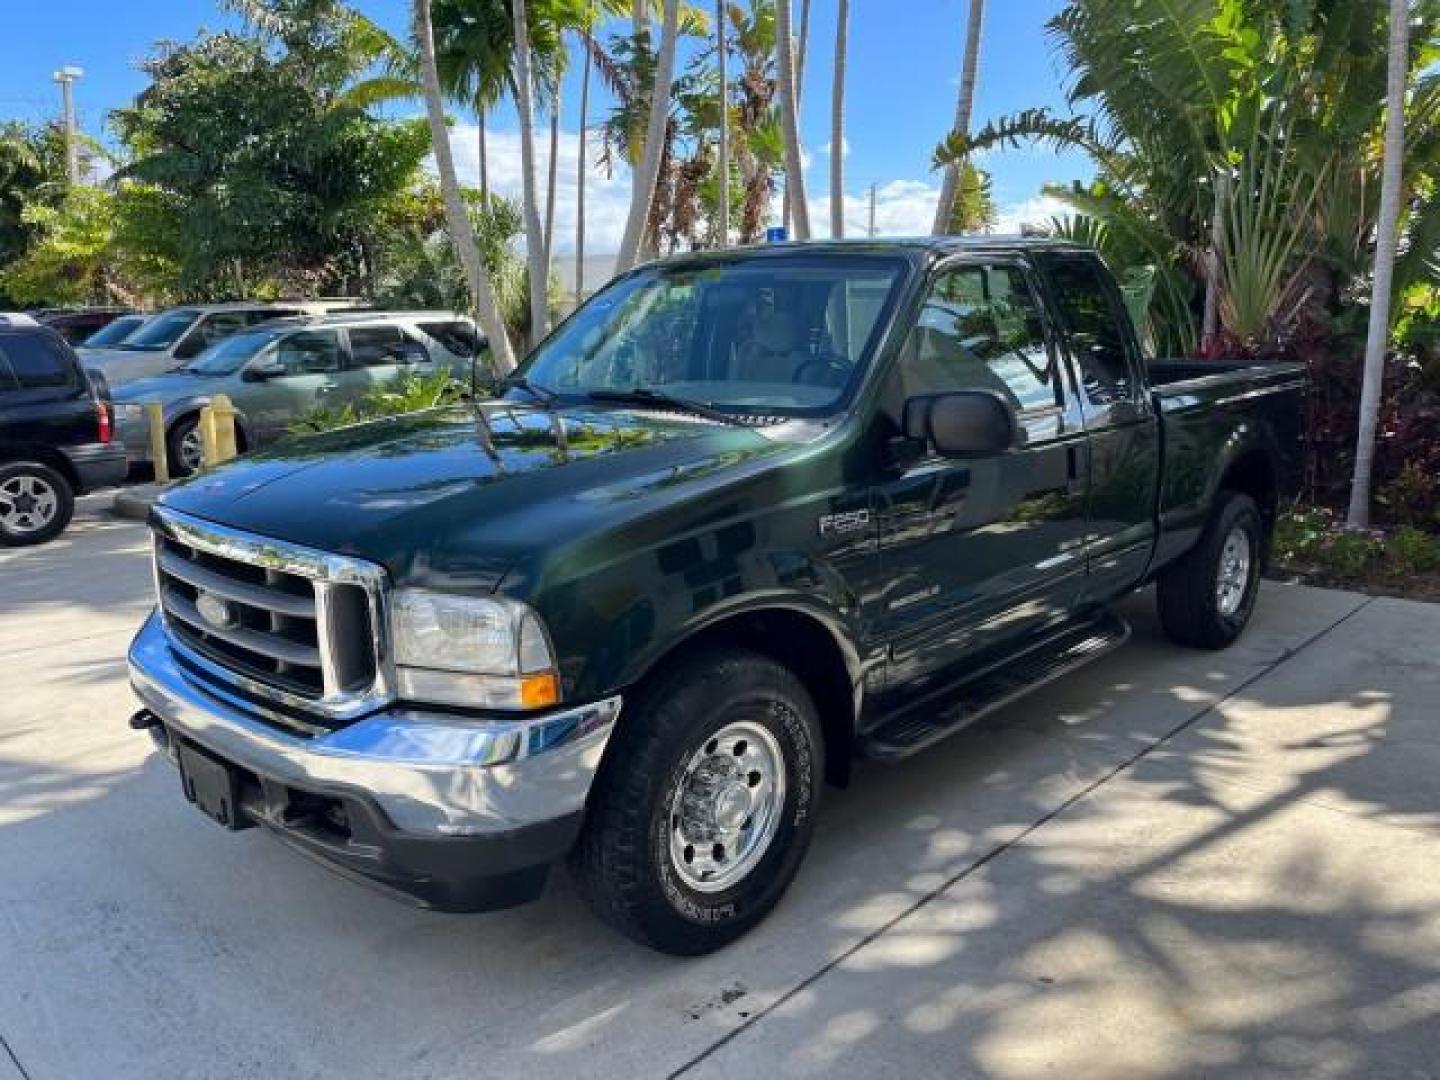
158;401;791;591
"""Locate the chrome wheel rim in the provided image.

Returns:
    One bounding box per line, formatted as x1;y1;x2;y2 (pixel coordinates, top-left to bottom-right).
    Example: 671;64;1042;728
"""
0;473;59;534
178;427;204;472
668;719;786;894
1216;526;1252;617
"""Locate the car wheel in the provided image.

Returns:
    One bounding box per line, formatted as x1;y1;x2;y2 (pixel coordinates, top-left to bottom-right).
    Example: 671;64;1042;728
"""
166;415;205;477
1157;491;1264;649
0;461;75;546
571;649;824;955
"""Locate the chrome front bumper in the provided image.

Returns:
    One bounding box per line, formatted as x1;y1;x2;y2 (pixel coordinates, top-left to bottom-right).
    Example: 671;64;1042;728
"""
128;611;621;837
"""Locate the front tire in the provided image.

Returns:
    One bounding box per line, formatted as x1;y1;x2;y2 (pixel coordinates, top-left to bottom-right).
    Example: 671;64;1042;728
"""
0;461;75;546
571;649;823;955
166;415;205;477
1157;491;1264;649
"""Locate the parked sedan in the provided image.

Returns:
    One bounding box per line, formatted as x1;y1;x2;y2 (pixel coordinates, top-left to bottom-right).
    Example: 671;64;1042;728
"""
112;312;481;475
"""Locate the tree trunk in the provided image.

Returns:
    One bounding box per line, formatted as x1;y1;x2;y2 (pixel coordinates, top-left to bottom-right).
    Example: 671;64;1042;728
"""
829;0;848;239
544;88;561;280
775;0;811;240
616;0;681;273
932;0;985;235
414;0;515;372
577;23;592;299
512;0;550;344
715;0;729;248
1201;166;1228;353
1347;0;1410;528
477;108;489;201
781;0;811;235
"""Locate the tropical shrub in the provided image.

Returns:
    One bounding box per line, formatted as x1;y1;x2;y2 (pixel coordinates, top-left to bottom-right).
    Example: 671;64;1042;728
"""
289;369;465;434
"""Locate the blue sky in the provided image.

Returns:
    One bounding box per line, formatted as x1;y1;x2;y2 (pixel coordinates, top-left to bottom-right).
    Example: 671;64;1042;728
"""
1;0;1094;250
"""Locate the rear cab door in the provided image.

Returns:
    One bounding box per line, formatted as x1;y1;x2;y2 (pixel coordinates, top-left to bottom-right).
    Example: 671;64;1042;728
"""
1035;250;1162;603
873;252;1091;696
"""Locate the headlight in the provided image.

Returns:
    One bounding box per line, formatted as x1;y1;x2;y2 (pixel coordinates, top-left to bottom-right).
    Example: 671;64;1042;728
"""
391;589;559;710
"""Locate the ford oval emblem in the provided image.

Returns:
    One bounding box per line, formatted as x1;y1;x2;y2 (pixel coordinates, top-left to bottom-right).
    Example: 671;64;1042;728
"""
195;591;235;630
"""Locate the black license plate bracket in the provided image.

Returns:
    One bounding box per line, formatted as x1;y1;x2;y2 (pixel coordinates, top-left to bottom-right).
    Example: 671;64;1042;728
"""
177;741;253;831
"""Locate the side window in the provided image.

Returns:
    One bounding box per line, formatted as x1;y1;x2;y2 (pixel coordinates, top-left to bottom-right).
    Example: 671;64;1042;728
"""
250;309;298;325
274;331;341;376
349;326;423;367
417;321;479;357
0;332;75;390
175;312;249;359
0;353;19;392
1043;255;1136;406
898;263;1058;412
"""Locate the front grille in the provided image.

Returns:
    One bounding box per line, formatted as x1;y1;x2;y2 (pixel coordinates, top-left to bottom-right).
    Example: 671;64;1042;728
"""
151;508;390;730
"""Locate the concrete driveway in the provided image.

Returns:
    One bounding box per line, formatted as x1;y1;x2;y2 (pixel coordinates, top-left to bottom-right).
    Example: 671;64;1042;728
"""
3;499;1439;1079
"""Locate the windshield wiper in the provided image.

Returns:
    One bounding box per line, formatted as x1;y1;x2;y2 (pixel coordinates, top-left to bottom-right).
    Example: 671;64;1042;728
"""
503;374;559;407
586;387;747;427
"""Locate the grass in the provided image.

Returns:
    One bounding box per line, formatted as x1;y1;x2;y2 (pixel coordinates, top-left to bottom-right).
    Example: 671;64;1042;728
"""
1269;504;1440;602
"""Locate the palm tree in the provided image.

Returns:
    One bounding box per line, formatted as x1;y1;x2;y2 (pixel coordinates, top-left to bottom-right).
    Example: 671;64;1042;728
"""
1348;0;1411;528
512;0;550;344
576;3;595;295
414;0;516;372
774;0;809;239
714;0;729;248
616;0;682;271
932;0;985;235
829;0;847;239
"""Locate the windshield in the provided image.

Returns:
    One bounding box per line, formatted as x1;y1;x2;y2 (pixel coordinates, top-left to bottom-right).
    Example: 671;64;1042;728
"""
81;315;144;347
514;254;910;416
119;309;200;351
183;326;288;375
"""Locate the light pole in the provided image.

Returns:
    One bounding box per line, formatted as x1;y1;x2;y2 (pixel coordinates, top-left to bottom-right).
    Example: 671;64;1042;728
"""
51;65;84;185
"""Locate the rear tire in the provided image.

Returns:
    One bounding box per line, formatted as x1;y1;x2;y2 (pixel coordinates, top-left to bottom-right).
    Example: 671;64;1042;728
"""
570;649;823;955
1157;491;1263;649
0;461;75;546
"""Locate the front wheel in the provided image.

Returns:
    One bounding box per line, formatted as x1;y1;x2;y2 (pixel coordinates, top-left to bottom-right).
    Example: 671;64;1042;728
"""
570;649;823;955
166;415;205;477
1157;491;1264;649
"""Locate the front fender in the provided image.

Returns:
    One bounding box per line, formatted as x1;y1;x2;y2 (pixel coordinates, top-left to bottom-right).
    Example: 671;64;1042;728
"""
164;396;255;448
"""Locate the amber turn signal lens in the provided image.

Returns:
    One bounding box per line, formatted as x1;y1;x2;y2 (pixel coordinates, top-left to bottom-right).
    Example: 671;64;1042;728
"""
518;671;560;709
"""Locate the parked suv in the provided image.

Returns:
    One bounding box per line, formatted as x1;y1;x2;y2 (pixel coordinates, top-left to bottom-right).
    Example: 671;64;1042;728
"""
112;311;481;475
0;314;125;545
81;300;367;390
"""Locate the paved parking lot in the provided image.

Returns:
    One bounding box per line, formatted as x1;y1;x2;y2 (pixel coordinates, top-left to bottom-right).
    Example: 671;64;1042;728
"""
3;498;1439;1079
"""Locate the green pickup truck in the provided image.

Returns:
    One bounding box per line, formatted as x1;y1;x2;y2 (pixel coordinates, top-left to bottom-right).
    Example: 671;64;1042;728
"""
128;239;1304;954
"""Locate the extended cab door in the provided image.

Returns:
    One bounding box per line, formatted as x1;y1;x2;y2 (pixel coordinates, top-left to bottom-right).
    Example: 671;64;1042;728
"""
1037;251;1161;603
873;256;1089;692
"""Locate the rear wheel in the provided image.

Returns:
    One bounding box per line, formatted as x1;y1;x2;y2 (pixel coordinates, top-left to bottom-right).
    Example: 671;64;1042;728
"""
571;649;823;955
1157;491;1264;649
0;461;75;546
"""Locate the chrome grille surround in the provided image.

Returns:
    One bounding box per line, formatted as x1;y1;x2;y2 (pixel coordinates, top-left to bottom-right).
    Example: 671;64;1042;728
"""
150;506;392;729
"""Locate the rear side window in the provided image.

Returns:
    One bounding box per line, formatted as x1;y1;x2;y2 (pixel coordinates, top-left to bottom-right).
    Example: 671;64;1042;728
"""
1043;255;1137;406
0;332;75;391
350;325;427;366
418;320;479;357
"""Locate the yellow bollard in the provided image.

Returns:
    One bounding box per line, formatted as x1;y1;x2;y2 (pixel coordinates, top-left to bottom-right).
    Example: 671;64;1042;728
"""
198;405;219;469
146;402;169;484
210;394;239;464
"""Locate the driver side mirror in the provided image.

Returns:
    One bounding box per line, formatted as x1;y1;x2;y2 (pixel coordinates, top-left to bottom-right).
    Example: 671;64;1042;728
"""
244;357;286;382
902;390;1017;458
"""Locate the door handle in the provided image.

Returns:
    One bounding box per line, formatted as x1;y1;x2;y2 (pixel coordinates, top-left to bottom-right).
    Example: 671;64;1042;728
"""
316;382;338;393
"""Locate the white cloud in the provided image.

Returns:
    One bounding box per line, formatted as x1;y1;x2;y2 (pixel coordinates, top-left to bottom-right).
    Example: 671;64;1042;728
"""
993;193;1070;234
434;123;635;257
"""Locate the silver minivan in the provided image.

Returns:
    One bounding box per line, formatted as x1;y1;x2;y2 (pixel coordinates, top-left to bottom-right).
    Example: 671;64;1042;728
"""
80;300;367;390
112;311;482;475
